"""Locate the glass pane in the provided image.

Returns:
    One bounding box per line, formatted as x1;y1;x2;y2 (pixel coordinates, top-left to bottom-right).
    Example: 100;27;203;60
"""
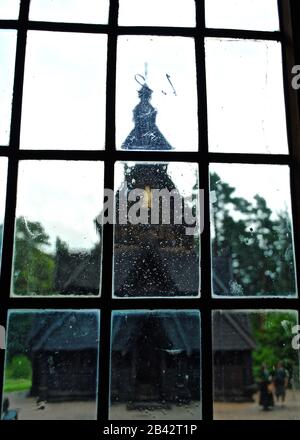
2;310;100;420
205;0;279;31
118;0;196;27
0;0;20;19
116;36;198;151
20;31;107;150
113;162;200;297
213;310;300;420
12;161;103;296
110;310;201;420
206;38;288;154
210;164;297;297
29;0;109;24
0;30;17;145
0;158;8;263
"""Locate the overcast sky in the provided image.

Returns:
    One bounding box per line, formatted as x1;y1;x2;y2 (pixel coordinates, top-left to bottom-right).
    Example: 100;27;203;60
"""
0;0;293;251
0;30;16;145
21;31;107;150
210;163;292;219
15;161;104;252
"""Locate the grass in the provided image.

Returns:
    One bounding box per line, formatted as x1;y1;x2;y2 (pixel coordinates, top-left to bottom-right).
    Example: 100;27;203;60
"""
4;378;32;393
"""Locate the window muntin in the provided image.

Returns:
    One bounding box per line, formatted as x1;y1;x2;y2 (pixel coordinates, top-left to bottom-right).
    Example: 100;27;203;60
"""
0;0;298;425
12;160;104;297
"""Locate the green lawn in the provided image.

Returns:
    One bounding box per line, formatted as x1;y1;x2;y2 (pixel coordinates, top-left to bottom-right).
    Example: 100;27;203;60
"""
4;378;32;393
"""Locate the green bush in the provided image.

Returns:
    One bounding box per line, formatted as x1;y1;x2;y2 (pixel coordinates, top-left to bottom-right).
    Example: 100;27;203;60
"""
8;355;32;380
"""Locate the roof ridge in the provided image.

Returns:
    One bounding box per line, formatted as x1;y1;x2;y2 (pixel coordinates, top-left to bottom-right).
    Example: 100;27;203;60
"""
31;313;72;351
224;313;256;350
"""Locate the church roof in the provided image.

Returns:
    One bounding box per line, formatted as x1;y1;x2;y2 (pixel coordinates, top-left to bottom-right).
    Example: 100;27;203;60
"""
111;311;200;356
122;83;173;151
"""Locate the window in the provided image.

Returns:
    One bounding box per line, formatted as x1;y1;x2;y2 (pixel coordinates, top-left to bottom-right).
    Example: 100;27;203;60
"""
0;0;299;429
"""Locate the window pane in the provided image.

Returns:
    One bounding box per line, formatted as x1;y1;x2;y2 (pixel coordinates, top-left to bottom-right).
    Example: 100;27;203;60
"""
110;310;201;420
0;158;8;264
113;162;200;297
118;0;196;27
2;310;100;420
206;38;288;154
210;164;297;297
0;0;20;19
116;36;198;151
12;161;103;296
205;0;279;31
0;30;17;146
213;310;300;420
20;31;107;150
29;0;109;24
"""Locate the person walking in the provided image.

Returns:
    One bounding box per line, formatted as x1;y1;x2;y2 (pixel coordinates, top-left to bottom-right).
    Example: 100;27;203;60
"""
273;362;289;407
259;364;274;411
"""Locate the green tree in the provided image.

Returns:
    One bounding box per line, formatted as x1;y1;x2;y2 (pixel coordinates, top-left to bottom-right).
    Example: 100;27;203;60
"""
13;217;55;295
251;312;298;380
211;172;296;296
5;312;33;362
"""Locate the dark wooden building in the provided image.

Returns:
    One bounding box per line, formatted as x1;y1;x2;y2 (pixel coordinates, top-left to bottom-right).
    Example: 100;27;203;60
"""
52;82;233;297
213;312;256;402
110;311;201;404
27;312;99;401
114;162;200;297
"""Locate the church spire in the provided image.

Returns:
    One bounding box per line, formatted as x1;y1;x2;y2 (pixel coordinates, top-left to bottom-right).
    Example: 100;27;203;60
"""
121;80;173;151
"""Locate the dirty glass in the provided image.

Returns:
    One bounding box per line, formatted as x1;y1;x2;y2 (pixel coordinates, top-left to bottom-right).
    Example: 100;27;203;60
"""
110;310;201;420
20;31;107;150
0;158;8;263
118;0;196;27
0;30;17;146
12;161;104;297
29;0;109;24
205;39;288;154
1;310;100;421
113;162;200;297
0;0;20;19
210;164;296;297
205;0;279;31
213;310;300;420
116;36;198;151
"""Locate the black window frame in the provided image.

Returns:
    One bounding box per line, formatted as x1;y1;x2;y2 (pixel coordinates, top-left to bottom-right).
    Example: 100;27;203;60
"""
0;0;299;427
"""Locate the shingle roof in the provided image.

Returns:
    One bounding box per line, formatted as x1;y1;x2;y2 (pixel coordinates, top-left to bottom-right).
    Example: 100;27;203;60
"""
111;311;200;356
27;311;100;352
213;311;256;351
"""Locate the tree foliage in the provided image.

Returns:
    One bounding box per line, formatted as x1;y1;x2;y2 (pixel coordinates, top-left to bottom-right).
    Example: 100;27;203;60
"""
211;172;295;296
13;217;55;295
251;312;298;380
